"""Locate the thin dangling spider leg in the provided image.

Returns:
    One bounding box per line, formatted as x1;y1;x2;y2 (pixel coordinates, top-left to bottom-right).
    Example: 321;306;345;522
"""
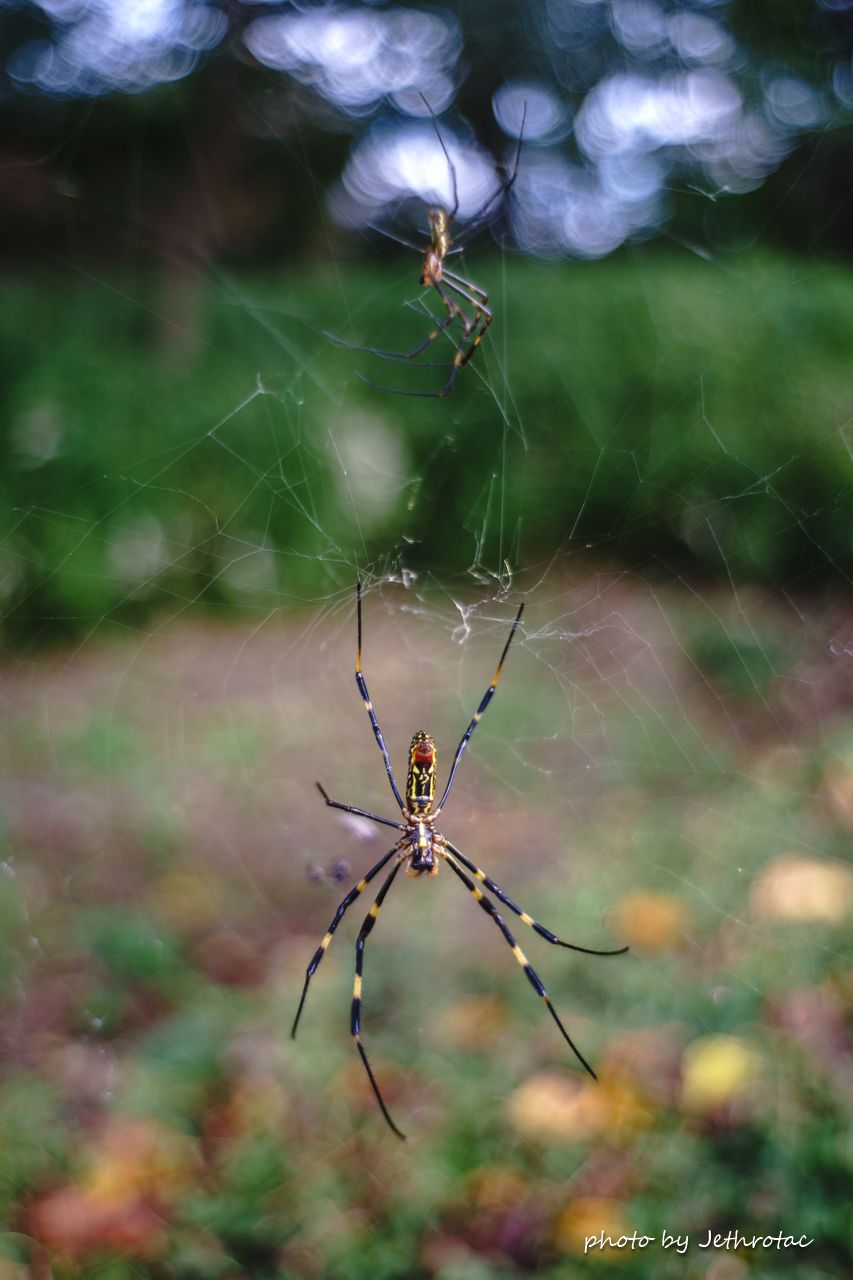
351;860;407;1139
366;221;466;256
325;306;459;366
353;278;491;398
354;284;477;398
419;91;459;220
367;224;426;254
441;850;597;1080
435;602;525;814
291;841;403;1038
428;280;483;397
347;277;490;397
355;583;406;812
315;782;404;833
443;268;488;300
441;278;493;371
439;839;629;956
355;369;462;399
451;101;528;248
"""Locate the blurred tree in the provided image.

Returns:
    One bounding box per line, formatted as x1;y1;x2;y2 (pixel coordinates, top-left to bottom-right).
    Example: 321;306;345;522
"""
0;0;849;270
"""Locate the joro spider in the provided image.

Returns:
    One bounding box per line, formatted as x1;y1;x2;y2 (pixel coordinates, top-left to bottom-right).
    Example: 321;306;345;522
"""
328;97;525;398
292;584;628;1139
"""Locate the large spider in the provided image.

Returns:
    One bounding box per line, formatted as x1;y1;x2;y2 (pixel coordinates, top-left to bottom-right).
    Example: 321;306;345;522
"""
327;97;524;398
292;584;628;1139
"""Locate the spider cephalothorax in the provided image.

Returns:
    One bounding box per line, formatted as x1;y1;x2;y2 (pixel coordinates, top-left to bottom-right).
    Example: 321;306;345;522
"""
296;583;628;1139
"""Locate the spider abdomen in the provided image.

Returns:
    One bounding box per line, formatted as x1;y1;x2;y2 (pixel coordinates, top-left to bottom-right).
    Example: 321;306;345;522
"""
406;730;437;815
420;248;444;287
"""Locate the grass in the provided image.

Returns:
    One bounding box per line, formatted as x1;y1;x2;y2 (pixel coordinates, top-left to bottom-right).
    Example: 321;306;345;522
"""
0;578;850;1277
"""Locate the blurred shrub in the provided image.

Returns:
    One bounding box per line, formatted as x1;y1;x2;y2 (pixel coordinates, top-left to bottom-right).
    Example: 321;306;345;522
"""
2;250;851;642
687;625;788;698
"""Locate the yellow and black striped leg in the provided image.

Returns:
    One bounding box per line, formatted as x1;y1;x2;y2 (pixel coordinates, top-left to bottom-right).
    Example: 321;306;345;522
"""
432;281;473;398
442;851;598;1080
436;602;525;813
443;277;493;371
292;842;402;1039
355;583;406;812
351;861;407;1140
316;782;404;833
441;839;629;957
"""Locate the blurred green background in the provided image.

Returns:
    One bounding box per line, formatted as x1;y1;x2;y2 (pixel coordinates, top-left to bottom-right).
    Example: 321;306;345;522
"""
4;252;851;643
2;2;853;1278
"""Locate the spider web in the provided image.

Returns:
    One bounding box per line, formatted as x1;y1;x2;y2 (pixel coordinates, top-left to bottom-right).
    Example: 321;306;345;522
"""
1;21;852;1279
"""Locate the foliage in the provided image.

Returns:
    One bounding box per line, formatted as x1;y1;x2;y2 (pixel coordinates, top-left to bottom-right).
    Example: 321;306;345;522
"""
2;250;851;643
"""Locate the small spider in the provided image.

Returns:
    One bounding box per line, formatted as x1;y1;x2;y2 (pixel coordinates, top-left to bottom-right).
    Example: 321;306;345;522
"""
327;96;525;398
292;584;628;1139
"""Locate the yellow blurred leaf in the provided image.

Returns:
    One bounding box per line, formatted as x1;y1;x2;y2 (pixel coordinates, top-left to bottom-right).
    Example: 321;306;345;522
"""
436;994;509;1051
750;854;852;925
507;1071;596;1142
609;891;694;952
554;1196;631;1258
595;1068;658;1142
149;867;223;931
465;1164;530;1213
507;1067;656;1144
83;1117;201;1206
29;1186;168;1260
680;1034;763;1114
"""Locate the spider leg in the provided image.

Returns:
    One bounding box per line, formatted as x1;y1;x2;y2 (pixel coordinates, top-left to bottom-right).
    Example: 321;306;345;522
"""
354;583;406;812
354;372;457;398
316;782;405;833
453;102;527;246
367;223;425;254
442;278;493;372
419;91;459;221
325;306;458;365
441;850;597;1080
428;280;479;398
351;859;407;1139
350;284;474;398
435;602;524;814
443;268;489;301
439;839;629;956
291;841;403;1038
